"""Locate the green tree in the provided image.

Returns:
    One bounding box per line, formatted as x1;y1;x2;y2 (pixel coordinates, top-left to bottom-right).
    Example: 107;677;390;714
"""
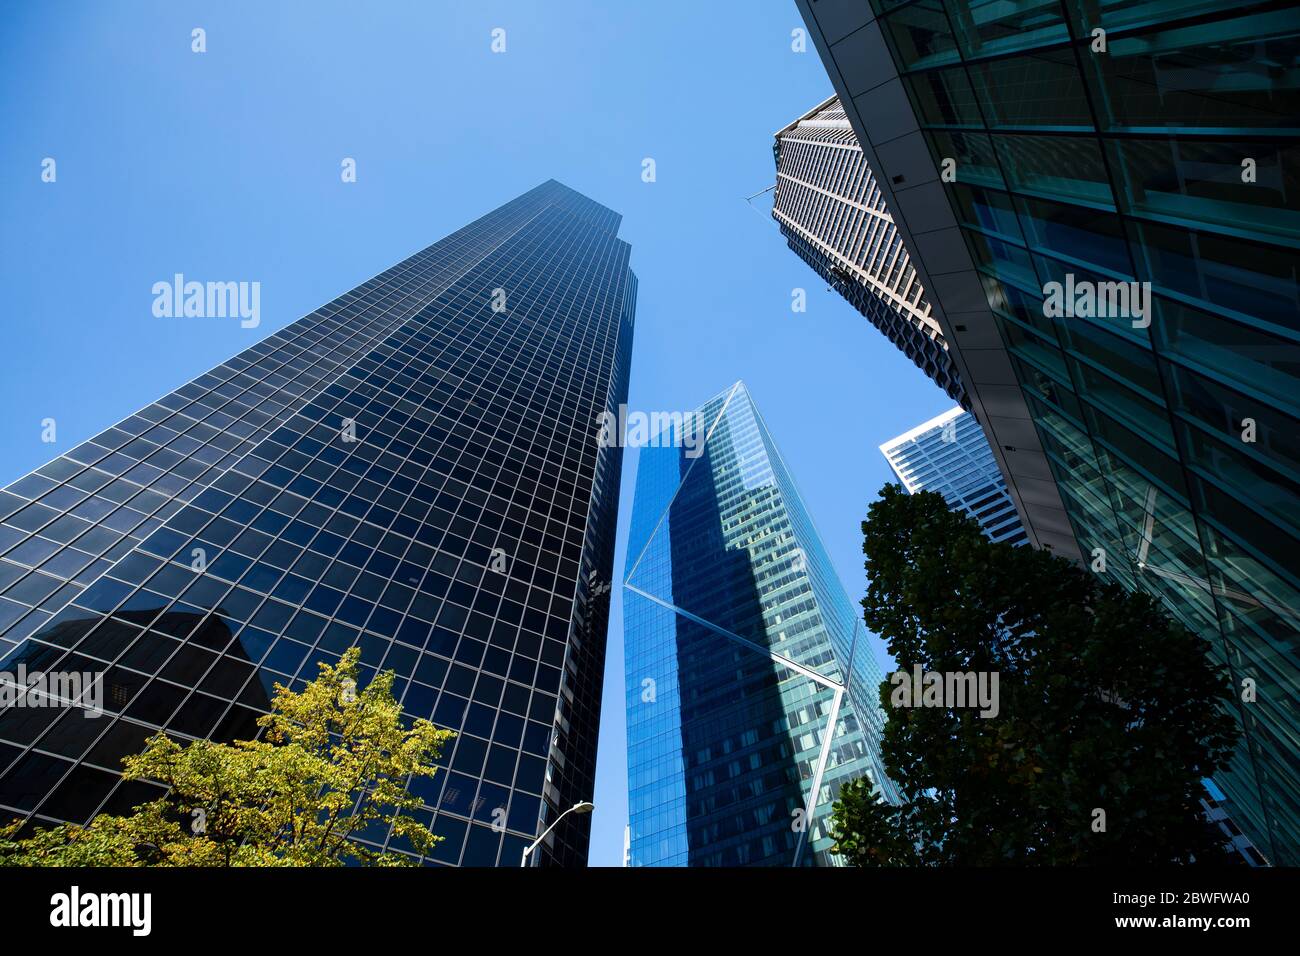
0;647;453;866
831;484;1240;866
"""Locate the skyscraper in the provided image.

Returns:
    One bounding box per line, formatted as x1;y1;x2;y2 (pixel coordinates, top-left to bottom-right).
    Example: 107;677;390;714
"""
623;382;897;866
881;407;1028;547
0;179;635;867
794;0;1299;864
773;97;967;408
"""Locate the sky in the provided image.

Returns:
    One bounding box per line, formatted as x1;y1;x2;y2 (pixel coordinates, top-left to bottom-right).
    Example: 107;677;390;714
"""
0;0;955;866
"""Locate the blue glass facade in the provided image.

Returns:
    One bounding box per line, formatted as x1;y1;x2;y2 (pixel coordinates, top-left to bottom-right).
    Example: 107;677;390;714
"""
0;180;634;866
796;0;1300;864
624;382;897;866
880;406;1028;546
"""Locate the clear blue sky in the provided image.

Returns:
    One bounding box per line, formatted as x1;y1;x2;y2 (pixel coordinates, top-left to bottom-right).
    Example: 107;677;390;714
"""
0;0;954;866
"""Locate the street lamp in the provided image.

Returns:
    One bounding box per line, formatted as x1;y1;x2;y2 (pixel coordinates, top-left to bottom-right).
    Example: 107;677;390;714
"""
520;801;595;867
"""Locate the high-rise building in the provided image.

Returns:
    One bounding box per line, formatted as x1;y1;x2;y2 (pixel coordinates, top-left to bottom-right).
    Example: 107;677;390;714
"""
881;407;1028;546
795;0;1299;864
773;97;967;408
0;179;635;867
623;381;897;866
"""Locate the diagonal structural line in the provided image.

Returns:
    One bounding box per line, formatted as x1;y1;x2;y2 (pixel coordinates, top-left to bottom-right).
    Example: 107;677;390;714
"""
793;685;843;868
623;582;843;691
623;381;743;585
1136;484;1158;568
1131;485;1300;622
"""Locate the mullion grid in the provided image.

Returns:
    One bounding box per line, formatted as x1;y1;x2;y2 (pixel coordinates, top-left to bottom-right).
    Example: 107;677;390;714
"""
0;230;533;822
0;191;592;827
0;211;522;641
0;187;631;866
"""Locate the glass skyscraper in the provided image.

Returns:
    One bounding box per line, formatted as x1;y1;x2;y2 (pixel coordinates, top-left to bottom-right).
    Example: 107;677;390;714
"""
0;179;635;867
623;382;897;866
795;0;1299;864
880;407;1028;546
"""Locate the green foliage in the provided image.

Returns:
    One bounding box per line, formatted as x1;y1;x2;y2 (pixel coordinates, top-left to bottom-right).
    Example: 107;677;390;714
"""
831;484;1240;866
0;647;454;867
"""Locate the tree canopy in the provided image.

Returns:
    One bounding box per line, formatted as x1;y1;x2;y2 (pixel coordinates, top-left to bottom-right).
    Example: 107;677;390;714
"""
1;647;454;866
831;484;1240;866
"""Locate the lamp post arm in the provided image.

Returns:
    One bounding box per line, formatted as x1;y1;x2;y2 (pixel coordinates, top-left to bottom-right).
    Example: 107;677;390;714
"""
520;802;592;867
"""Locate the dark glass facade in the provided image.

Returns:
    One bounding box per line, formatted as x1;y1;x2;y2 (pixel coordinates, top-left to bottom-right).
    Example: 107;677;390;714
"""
0;179;635;867
624;382;897;866
796;0;1300;864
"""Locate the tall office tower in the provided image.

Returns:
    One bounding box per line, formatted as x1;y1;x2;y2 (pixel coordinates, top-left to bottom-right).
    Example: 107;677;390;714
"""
881;407;1028;547
795;0;1300;864
0;180;635;867
773;97;967;408
623;382;897;866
